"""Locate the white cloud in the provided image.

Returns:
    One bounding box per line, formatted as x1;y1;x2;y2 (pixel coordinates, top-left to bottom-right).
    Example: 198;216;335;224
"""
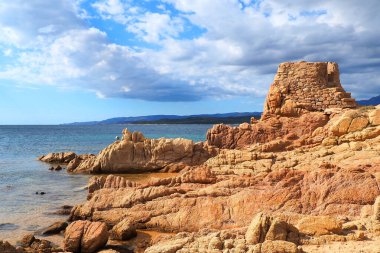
0;0;379;103
91;0;129;23
127;12;184;43
2;48;13;57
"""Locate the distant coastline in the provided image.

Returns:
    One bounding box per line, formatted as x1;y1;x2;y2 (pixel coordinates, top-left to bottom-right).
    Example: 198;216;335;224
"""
62;112;262;125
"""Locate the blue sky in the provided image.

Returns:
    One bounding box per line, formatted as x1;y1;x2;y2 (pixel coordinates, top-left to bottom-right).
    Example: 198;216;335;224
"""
0;0;379;124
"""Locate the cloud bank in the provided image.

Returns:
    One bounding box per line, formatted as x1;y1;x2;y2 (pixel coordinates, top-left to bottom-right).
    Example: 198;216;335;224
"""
0;0;379;101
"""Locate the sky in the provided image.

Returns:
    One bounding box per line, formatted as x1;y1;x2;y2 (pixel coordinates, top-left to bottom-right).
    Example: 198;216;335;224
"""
0;0;379;124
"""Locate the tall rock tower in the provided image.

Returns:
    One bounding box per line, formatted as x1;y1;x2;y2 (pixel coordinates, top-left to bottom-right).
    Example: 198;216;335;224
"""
261;62;357;119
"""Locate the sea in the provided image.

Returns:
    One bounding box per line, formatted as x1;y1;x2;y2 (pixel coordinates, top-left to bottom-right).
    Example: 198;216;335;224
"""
0;124;212;244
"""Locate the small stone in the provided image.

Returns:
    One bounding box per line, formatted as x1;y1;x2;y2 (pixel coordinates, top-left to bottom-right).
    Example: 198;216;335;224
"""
42;221;68;235
20;234;35;247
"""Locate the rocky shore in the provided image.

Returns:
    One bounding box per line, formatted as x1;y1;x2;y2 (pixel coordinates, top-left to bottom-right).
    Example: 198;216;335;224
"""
4;61;380;253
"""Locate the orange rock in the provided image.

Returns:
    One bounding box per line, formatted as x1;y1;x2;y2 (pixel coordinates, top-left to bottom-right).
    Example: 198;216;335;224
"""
261;240;298;253
369;108;380;126
64;220;108;253
348;116;368;132
374;196;380;221
71;129;218;173
297;216;343;236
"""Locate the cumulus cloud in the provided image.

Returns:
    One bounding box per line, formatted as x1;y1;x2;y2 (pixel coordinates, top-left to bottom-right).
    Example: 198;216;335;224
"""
0;27;211;101
0;0;379;102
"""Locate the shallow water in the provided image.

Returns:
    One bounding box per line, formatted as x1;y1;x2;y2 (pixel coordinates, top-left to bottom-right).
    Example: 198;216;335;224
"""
0;124;211;244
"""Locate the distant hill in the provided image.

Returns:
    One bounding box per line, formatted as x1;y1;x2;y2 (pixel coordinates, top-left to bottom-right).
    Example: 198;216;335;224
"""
357;95;380;106
63;112;262;125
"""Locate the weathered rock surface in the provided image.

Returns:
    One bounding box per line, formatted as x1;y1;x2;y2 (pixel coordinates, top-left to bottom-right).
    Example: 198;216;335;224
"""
46;62;380;252
374;196;380;221
0;240;24;253
38;152;77;163
69;129;218;173
262;61;356;119
110;218;137;240
296;216;342;236
68;104;380;251
207;112;329;149
41;221;68;235
245;213;299;245
64;220;109;253
88;174;138;196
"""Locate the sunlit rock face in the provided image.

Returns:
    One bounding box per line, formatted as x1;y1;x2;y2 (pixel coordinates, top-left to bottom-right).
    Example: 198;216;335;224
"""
207;61;359;150
262;61;356;119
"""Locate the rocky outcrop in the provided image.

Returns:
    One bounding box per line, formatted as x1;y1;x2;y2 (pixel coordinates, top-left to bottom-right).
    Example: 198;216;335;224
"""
88;174;138;195
40;61;380;252
67;103;380;252
245;213;299;245
71;164;380;230
38;152;95;171
69;129;218;174
38;152;77;163
64;220;109;253
207;61;360;149
262;61;356;119
207;112;329;149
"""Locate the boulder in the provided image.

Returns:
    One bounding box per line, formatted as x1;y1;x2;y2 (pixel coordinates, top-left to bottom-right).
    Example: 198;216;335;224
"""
0;241;24;253
20;234;35;248
245;213;272;244
297;216;343;236
261;240;298;253
348;116;369;132
245;213;299;245
110;218;137;240
64;220;108;253
29;239;53;252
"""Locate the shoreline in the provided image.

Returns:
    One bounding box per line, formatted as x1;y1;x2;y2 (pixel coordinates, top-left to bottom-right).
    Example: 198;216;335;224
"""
2;61;380;253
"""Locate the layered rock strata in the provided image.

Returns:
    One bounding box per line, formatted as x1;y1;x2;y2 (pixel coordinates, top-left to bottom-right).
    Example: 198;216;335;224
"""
31;61;380;252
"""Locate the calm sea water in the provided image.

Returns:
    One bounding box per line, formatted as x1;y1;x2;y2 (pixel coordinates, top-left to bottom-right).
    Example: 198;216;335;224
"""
0;124;211;243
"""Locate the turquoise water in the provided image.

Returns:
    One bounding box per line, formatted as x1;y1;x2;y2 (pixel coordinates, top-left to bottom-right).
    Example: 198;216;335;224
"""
0;124;211;243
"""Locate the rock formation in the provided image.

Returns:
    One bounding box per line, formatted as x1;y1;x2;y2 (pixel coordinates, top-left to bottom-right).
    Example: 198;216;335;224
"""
207;61;359;149
64;220;109;253
31;61;380;252
67;129;218;173
262;61;356;118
